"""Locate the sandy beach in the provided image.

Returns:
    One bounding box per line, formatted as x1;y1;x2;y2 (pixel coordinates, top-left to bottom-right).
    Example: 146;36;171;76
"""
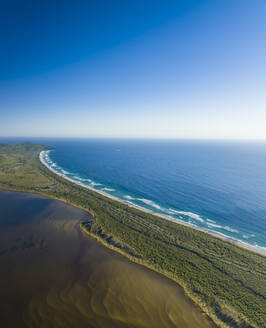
39;150;265;256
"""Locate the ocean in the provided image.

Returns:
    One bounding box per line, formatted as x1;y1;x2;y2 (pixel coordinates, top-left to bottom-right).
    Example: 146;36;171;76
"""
2;138;266;253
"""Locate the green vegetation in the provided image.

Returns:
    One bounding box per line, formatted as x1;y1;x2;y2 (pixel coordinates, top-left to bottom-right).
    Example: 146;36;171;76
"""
0;142;265;328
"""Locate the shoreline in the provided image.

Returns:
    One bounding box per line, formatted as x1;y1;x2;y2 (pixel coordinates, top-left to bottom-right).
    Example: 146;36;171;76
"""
0;143;264;328
0;187;218;327
0;188;217;328
40;150;266;256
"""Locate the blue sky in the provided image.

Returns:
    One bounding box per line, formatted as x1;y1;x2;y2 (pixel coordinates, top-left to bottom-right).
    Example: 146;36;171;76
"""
1;0;266;139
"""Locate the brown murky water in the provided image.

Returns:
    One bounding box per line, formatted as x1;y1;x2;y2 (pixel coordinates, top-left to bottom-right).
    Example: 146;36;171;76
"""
0;190;215;328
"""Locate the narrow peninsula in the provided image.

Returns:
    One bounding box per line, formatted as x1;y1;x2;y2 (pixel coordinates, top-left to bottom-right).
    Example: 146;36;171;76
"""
0;142;265;328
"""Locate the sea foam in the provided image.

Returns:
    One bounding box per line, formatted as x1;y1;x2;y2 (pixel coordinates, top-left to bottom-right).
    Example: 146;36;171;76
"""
169;209;205;223
101;187;115;192
206;222;239;233
124;195;135;200
137;198;161;210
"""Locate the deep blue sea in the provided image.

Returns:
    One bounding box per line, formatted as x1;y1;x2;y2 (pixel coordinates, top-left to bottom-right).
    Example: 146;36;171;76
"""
2;138;266;253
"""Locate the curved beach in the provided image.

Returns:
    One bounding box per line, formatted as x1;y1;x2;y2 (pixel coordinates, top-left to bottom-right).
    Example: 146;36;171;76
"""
39;150;266;256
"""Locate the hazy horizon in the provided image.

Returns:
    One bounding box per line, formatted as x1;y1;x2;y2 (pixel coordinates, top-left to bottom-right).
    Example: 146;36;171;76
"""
1;136;266;143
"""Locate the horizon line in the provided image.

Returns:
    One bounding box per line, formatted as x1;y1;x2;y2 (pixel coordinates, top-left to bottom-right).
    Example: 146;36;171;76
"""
1;136;266;142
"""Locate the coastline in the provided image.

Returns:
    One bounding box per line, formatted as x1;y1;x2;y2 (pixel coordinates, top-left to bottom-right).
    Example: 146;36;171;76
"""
0;186;219;327
0;188;217;328
1;143;264;328
40;150;265;256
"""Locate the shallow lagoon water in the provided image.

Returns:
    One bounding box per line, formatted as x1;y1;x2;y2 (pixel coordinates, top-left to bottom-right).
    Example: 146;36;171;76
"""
0;190;214;328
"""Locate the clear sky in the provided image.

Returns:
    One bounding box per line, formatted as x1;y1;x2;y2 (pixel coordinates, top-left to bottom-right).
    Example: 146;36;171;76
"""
1;0;266;139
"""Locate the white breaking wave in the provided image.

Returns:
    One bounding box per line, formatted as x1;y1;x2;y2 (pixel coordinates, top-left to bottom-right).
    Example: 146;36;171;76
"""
90;182;102;187
101;187;115;192
124;195;135;200
206;222;239;233
209;230;236;240
207;218;216;223
168;209;240;235
168;208;180;214
169;209;204;223
180;212;204;223
224;226;239;233
206;222;223;229
124;200;135;206
75;176;88;182
137;198;161;210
